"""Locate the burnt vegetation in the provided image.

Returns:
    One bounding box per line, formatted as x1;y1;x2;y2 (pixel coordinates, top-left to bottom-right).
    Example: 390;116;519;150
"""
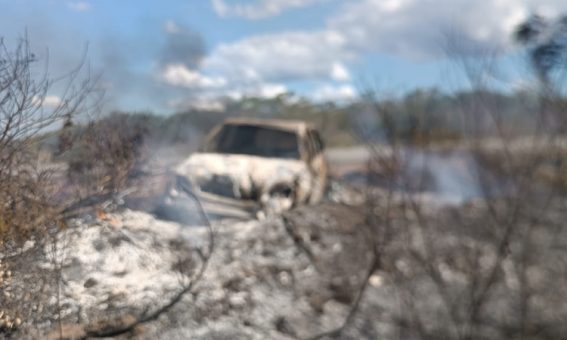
316;13;567;340
0;13;567;340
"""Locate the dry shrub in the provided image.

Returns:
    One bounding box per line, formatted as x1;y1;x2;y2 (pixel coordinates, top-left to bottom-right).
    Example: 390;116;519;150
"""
0;166;58;245
333;19;567;339
0;35;98;337
66;113;148;198
0;35;97;247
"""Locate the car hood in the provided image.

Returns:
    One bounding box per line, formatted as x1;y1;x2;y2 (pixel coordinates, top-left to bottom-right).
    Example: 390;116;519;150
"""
174;153;312;199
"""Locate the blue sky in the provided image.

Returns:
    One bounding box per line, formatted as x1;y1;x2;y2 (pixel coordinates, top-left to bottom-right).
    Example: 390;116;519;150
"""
0;0;565;113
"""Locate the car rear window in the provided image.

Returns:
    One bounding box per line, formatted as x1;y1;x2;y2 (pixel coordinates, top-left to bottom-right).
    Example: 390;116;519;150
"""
212;124;300;159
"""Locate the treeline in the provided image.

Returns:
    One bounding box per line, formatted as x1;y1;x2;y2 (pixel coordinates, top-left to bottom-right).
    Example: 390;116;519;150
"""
39;87;558;158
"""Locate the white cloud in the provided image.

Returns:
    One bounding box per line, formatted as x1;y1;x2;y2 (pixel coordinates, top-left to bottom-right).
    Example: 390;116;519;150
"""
33;95;63;108
211;0;324;19
329;0;567;59
203;0;567;89
164;20;181;34
168;97;226;111
255;83;288;98
44;95;63;107
310;84;357;102
68;1;91;12
211;0;229;17
161;64;227;88
167;0;567;108
160;58;289;105
330;62;350;81
204;30;352;83
228;83;288;100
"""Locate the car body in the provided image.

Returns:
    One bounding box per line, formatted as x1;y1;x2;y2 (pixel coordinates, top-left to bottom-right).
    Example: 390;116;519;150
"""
169;118;328;219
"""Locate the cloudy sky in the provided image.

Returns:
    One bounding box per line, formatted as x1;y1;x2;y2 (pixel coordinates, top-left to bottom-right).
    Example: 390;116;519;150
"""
1;0;565;113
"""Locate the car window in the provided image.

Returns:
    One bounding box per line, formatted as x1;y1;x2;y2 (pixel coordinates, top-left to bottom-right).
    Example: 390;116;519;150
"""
212;124;300;159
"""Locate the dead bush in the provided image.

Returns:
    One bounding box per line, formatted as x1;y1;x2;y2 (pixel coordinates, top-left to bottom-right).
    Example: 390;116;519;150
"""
0;35;97;248
0;34;98;337
65;113;149;198
326;16;567;340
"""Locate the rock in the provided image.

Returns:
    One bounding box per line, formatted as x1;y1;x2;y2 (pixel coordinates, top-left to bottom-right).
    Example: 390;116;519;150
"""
83;278;98;288
274;316;297;337
228;292;248;309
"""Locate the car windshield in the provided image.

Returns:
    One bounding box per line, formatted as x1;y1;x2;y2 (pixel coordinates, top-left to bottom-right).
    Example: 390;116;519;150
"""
211;124;300;159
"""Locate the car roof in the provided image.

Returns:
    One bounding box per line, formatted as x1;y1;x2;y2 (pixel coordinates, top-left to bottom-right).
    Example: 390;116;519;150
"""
222;118;313;133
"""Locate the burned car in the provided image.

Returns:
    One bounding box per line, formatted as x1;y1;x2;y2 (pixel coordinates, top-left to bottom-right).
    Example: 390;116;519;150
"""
166;118;328;219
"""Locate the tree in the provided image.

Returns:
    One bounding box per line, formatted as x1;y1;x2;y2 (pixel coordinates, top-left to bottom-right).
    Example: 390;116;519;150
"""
515;14;567;88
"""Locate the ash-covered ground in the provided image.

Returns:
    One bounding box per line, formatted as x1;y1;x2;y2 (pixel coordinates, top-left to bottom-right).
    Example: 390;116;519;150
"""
3;146;567;339
5;199;378;339
4;188;567;339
